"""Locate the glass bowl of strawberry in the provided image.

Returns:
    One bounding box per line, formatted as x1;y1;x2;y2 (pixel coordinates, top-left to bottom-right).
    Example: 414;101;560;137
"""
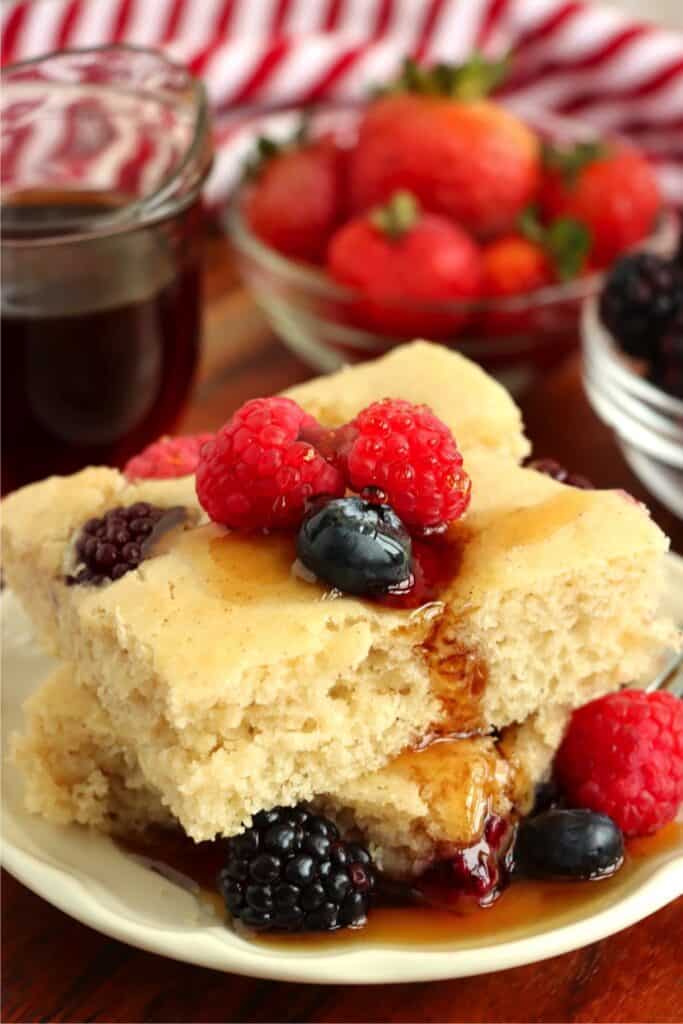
224;57;677;394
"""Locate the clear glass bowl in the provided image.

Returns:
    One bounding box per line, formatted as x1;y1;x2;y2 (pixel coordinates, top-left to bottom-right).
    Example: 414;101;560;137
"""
224;105;677;394
582;298;683;518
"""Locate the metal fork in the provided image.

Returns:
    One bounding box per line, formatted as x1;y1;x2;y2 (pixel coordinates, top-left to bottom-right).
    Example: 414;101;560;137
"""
646;646;683;698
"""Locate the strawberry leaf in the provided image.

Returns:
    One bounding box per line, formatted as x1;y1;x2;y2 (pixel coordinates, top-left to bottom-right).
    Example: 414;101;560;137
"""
449;53;510;100
546;218;592;281
519;207;590;280
383;53;510;101
542;141;608;187
518;205;545;245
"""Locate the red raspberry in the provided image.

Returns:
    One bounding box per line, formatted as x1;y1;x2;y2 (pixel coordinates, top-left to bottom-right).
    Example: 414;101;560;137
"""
342;399;471;528
196;397;344;530
555;690;683;837
124;434;213;480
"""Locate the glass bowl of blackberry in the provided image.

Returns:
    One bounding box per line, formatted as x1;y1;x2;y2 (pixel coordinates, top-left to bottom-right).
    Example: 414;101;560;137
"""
222;58;679;397
582;248;683;518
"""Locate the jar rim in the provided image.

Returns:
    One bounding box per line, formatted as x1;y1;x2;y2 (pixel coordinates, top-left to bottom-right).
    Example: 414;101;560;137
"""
1;44;212;247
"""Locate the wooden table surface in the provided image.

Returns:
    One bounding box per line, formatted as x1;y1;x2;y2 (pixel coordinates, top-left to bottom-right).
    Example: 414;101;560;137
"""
3;237;682;1024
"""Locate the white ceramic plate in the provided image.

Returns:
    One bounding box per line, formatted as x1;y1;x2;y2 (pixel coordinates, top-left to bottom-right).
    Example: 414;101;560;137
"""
2;561;683;985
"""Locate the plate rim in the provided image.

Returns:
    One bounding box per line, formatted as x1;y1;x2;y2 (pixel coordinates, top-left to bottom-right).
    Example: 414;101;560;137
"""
3;835;682;984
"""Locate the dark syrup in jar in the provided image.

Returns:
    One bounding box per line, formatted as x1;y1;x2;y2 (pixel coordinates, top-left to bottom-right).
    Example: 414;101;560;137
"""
1;189;203;493
116;822;683;948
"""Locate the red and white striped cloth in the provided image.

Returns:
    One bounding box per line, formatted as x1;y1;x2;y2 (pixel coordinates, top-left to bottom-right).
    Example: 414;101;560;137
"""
2;0;682;204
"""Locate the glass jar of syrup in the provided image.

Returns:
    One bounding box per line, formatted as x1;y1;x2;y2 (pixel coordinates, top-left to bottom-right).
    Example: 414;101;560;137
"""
1;46;213;492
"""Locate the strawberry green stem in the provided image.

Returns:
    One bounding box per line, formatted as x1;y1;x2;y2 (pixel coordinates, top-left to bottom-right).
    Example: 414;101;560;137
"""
370;191;420;239
382;53;510;101
242;119;311;180
542;141;608;187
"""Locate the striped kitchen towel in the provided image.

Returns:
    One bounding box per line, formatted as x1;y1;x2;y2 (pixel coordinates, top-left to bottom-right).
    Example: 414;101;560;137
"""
2;0;682;204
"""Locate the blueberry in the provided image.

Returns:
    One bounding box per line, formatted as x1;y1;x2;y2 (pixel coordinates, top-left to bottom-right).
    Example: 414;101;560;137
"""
296;497;412;596
515;809;624;881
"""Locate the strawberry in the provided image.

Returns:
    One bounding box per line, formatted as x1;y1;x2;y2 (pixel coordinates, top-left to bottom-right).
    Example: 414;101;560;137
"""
484;236;553;294
481;209;590;333
348;57;541;238
326;191;483;337
244;133;345;263
540;142;661;267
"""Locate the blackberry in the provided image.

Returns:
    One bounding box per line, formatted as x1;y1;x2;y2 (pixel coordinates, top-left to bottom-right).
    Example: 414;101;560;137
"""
67;502;168;585
525;457;593;490
599;252;682;359
217;806;375;933
650;307;683;399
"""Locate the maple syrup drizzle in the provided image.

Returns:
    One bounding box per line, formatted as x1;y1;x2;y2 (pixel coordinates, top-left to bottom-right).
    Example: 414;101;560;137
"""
116;822;683;949
151;512;487;735
118;493;681;939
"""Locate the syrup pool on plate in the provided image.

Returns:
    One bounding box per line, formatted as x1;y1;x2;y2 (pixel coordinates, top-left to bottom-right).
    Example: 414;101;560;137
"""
117;822;683;950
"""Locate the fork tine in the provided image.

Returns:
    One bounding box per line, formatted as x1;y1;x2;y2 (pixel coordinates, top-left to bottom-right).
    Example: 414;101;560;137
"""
646;649;683;697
